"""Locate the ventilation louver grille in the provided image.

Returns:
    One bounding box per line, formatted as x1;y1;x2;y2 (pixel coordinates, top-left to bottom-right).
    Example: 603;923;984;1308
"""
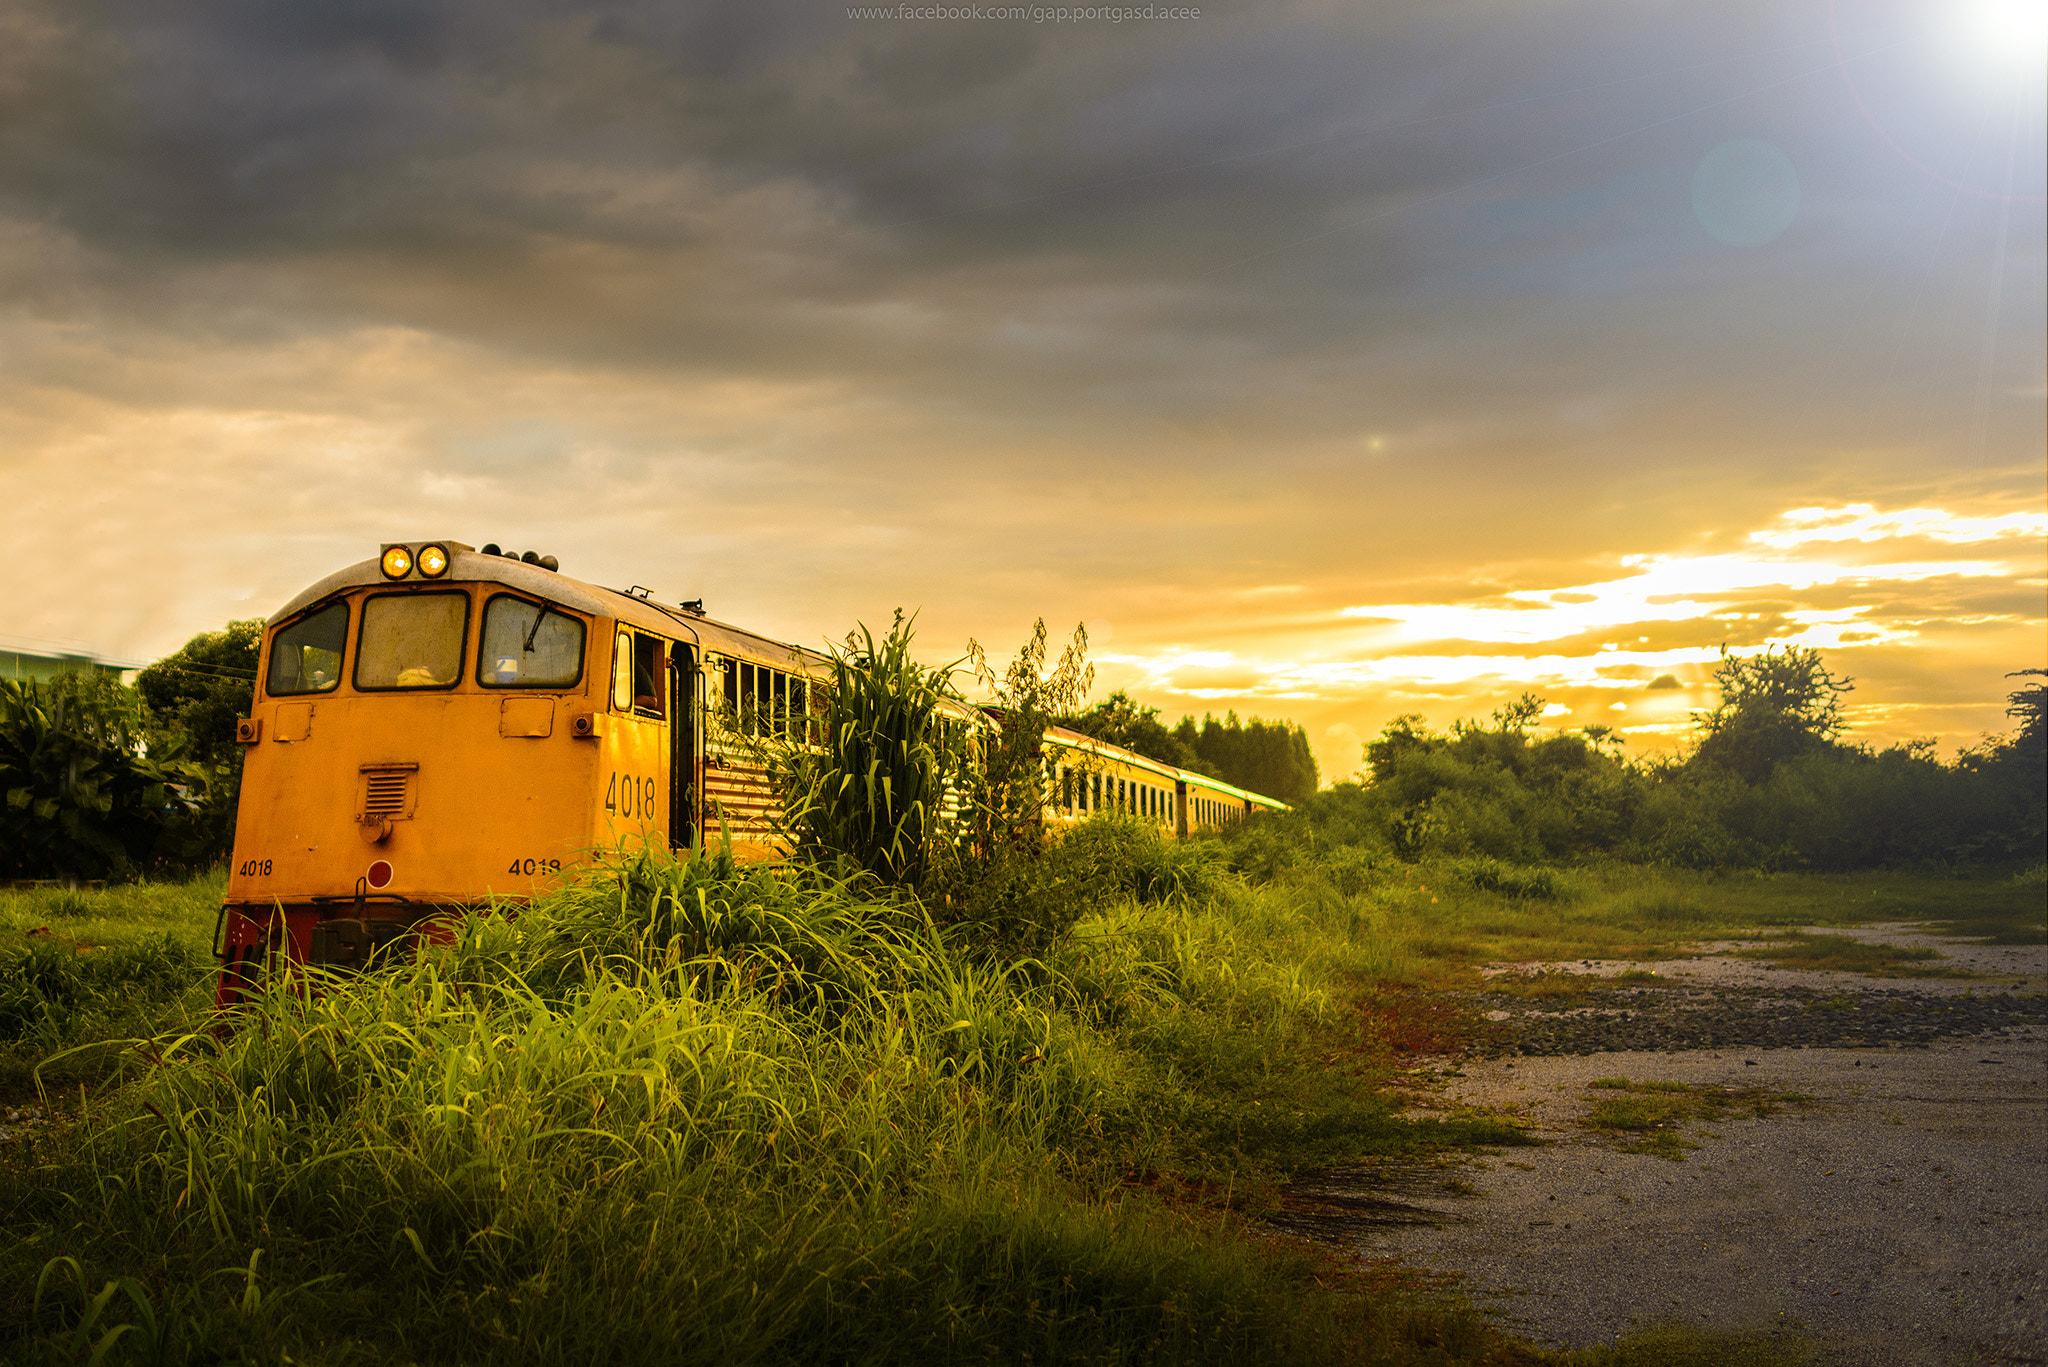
364;772;411;816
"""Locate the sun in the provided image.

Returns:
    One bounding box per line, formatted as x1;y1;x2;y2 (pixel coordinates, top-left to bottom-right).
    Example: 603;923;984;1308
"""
1951;0;2048;79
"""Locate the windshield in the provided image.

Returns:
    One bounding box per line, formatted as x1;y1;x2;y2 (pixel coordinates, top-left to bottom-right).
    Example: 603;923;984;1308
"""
267;601;348;696
478;595;586;687
354;592;469;691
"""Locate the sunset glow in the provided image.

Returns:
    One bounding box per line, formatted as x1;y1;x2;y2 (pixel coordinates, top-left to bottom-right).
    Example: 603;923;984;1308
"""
1093;500;2044;771
0;1;2040;787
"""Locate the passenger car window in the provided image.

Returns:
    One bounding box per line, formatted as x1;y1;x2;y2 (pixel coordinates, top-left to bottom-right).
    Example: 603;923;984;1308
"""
717;656;812;737
479;596;585;688
355;593;468;691
267;601;348;696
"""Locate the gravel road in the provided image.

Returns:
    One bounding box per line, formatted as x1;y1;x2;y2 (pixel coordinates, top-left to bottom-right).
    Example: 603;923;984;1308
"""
1298;924;2048;1365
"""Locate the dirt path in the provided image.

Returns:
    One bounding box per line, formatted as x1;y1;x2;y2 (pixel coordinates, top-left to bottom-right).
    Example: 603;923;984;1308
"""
1297;925;2048;1364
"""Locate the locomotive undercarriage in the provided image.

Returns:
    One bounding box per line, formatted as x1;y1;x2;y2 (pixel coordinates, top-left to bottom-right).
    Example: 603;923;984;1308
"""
213;897;449;1009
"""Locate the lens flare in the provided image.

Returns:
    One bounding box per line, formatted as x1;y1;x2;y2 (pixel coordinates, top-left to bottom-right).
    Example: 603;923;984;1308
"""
1954;0;2048;76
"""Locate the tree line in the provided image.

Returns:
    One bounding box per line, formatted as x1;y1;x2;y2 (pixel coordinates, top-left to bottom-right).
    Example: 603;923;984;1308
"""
1277;650;2045;872
0;620;259;881
4;608;2038;880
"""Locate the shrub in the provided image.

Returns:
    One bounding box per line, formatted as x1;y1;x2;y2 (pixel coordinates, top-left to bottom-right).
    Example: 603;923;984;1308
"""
946;818;1222;954
762;612;967;889
0;675;213;881
1445;856;1569;901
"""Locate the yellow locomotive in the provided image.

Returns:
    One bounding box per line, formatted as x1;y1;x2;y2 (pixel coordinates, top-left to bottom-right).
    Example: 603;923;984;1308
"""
215;541;1287;1005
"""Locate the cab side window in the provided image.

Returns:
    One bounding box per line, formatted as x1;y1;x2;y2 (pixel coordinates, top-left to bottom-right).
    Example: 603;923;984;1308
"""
612;630;666;717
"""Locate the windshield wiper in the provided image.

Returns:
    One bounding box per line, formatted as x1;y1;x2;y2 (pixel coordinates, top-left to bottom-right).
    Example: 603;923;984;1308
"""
523;601;557;653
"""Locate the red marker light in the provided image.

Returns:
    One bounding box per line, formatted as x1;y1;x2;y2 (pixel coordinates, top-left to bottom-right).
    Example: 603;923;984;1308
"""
367;860;394;889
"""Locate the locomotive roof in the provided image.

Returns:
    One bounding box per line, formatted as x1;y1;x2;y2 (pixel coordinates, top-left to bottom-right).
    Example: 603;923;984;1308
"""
269;548;830;670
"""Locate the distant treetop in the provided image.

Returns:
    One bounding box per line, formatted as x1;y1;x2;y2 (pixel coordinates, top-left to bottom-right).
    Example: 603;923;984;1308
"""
1060;691;1320;805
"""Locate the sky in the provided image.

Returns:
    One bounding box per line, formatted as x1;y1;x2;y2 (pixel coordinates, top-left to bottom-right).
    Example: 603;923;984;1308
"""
2;0;2042;784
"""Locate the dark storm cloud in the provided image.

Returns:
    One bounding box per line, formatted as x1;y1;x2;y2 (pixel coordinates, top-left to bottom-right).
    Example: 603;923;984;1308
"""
19;0;2026;405
3;0;2035;507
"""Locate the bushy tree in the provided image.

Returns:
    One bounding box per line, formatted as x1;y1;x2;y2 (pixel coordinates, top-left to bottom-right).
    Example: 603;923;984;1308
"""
136;620;261;766
2005;670;2047;756
1972;669;2047;785
1357;706;1642;860
1689;645;1853;783
964;619;1093;855
1175;711;1320;805
1060;690;1212;773
1952;669;2048;861
135;619;261;862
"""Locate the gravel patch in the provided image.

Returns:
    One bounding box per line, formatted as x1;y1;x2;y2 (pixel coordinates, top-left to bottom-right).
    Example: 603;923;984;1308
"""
1464;922;2046;1057
1289;934;2048;1364
1473;981;2046;1057
0;1104;46;1145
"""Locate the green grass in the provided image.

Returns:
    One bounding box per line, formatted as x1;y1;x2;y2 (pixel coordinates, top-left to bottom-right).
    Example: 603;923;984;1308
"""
0;873;221;953
0;875;221;1095
1732;931;1962;977
1917;865;2047;945
0;846;1989;1364
1317;861;2043;979
1581;1079;1812;1161
1567;1324;1813;1365
0;844;1551;1366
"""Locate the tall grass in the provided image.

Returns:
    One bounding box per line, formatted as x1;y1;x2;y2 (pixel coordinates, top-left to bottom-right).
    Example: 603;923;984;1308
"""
763;613;965;888
0;876;220;1092
1;834;1539;1365
6;829;1958;1363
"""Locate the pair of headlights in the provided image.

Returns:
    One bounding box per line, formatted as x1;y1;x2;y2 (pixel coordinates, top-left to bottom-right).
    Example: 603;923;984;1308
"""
380;543;451;580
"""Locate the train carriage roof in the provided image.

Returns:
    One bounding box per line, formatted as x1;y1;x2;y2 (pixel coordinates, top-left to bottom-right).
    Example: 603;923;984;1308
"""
270;548;830;670
1180;768;1290;811
1040;724;1290;811
1040;725;1185;782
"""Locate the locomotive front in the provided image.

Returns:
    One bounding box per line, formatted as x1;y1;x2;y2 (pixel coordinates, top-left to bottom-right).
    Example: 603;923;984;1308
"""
214;541;661;1006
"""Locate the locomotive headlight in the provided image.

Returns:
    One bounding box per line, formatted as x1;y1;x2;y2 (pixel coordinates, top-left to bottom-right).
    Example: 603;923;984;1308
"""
416;543;450;578
380;546;414;579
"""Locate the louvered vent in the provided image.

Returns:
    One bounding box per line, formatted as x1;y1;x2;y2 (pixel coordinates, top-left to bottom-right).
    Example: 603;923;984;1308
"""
364;771;411;817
